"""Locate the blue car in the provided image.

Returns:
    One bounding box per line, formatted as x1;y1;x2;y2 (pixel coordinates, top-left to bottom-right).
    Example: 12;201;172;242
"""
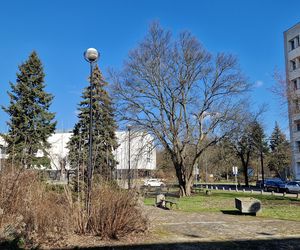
263;179;286;193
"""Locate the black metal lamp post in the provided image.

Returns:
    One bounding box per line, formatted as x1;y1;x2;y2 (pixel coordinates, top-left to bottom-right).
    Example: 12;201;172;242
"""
127;124;132;189
84;48;99;220
260;147;265;189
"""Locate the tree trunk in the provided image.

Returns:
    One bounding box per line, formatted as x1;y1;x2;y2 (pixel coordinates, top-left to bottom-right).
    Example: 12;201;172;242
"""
242;162;249;187
239;152;250;187
172;156;195;197
179;181;193;197
176;166;194;197
176;173;188;197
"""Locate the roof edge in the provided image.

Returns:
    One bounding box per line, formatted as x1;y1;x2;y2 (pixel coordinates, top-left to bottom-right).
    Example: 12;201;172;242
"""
284;21;300;34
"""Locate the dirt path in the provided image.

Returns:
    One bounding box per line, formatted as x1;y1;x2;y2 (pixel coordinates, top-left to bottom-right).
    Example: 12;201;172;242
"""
44;205;300;249
143;205;300;247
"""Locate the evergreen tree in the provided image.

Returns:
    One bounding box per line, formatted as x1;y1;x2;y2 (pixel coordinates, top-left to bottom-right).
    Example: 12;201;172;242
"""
251;121;269;182
251;121;269;156
268;122;291;179
2;51;56;168
68;65;118;180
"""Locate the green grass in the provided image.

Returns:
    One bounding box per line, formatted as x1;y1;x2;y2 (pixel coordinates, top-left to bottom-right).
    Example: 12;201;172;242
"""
144;191;300;221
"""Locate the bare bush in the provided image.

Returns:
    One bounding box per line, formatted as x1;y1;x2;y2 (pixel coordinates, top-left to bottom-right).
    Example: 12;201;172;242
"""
0;168;74;245
0;168;148;247
87;183;147;239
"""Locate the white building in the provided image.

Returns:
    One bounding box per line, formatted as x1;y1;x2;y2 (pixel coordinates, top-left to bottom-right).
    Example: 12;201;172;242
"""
114;131;156;178
284;22;300;180
0;136;8;170
0;131;156;176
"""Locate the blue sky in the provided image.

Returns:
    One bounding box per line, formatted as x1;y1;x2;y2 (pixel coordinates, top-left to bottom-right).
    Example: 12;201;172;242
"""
0;0;299;136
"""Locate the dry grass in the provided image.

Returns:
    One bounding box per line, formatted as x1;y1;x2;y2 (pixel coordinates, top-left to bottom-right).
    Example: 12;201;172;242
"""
0;168;148;248
0;168;74;246
87;183;148;239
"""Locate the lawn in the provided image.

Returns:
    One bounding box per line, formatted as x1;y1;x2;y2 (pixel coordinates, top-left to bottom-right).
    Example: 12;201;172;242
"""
144;191;300;221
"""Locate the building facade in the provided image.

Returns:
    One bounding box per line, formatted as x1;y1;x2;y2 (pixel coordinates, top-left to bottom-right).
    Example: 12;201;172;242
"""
114;131;156;179
284;22;300;180
0;131;156;176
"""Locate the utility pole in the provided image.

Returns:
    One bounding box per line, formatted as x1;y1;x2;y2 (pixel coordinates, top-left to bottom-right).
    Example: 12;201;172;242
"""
260;148;265;188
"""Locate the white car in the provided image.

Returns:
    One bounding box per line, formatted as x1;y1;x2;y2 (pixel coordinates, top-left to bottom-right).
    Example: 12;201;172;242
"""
144;178;165;187
285;181;300;193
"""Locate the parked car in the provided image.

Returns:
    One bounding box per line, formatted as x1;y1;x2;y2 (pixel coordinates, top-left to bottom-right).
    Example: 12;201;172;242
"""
263;179;286;192
285;181;300;193
144;178;165;187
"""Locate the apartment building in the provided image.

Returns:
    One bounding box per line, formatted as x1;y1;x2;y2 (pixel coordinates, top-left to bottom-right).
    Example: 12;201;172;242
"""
284;22;300;180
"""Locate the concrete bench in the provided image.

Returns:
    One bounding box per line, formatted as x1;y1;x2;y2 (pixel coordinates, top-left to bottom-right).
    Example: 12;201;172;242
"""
235;197;262;215
155;194;178;209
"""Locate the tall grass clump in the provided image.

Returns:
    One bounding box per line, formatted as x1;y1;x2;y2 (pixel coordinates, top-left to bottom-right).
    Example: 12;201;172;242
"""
0;168;74;246
86;183;148;239
0;168;148;247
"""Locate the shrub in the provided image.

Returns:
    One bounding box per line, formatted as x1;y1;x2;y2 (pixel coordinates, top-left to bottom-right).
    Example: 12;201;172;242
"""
0;168;73;245
0;168;148;247
86;183;148;239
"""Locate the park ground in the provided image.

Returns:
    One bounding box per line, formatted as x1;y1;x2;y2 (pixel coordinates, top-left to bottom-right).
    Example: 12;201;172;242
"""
32;190;300;250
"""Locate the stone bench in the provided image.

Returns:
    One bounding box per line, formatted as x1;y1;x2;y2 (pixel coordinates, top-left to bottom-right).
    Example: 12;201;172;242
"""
235;197;262;215
155;194;178;209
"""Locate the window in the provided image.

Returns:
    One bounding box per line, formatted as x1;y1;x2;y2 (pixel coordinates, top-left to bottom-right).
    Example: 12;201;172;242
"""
291;60;296;70
296;141;300;152
297;162;300;171
295;121;300;131
294;120;300;132
294;99;300;113
290;40;295;50
289;36;300;51
146;145;152;163
293;79;298;90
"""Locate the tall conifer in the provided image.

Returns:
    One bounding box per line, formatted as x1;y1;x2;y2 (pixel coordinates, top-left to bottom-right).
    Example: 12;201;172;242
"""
268;122;291;179
68;65;118;180
2;51;56;167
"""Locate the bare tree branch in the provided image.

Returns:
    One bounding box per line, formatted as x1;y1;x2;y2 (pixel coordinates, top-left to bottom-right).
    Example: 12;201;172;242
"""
111;23;250;196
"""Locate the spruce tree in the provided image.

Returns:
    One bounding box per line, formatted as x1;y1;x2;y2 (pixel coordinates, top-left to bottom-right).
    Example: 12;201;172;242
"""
2;51;56;168
251;121;268;154
68;65;118;180
268;122;291;179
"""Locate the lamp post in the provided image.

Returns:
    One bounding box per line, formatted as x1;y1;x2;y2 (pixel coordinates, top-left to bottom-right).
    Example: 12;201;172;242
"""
84;48;99;220
260;146;265;189
127;124;132;189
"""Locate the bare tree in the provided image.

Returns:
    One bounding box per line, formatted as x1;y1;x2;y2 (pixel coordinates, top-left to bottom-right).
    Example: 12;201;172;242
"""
229;121;256;187
204;140;239;181
270;68;298;120
111;23;249;196
227;106;267;186
270;68;289;109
